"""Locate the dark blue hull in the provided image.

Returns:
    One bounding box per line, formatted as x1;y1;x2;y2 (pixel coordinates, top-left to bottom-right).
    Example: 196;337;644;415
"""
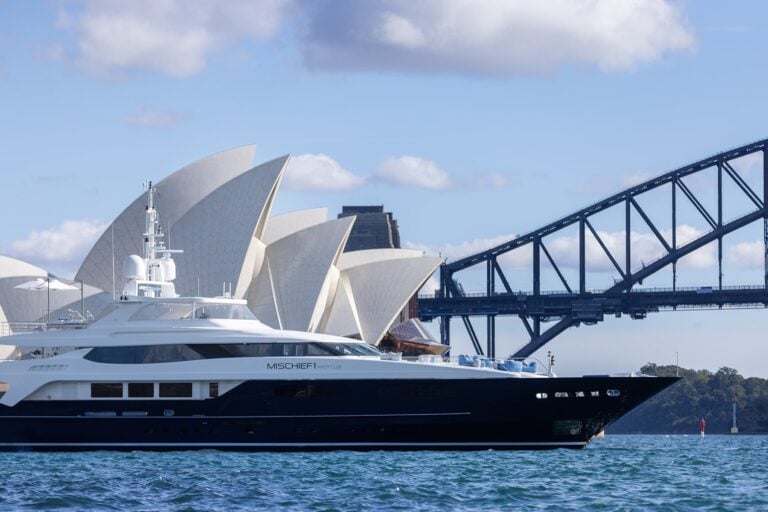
0;376;678;450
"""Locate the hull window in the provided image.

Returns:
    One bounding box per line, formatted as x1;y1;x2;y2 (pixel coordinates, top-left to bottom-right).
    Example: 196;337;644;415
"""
159;383;193;398
209;382;219;398
91;383;123;398
128;383;154;398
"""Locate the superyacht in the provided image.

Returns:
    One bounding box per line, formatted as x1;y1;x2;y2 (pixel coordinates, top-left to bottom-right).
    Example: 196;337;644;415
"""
0;185;677;450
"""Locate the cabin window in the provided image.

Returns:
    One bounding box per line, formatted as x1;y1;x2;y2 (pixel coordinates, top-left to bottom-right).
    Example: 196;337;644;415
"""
535;392;548;399
128;383;154;398
575;391;585;398
606;389;621;397
307;344;335;356
192;304;256;320
591;391;600;397
129;302;193;321
0;382;8;399
209;382;219;398
554;392;569;398
91;383;123;398
159;382;193;398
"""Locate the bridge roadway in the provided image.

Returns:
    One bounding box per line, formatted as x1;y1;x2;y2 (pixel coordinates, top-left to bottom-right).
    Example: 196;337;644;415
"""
418;285;768;358
419;285;768;320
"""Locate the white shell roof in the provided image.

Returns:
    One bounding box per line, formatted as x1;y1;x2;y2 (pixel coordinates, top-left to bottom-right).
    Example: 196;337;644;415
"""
262;208;328;245
76;145;257;293
169;155;288;298
249;216;355;331
0;256;47;279
336;248;425;271
325;253;442;344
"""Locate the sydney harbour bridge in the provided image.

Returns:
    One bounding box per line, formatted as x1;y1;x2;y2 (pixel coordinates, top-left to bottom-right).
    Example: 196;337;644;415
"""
418;139;768;358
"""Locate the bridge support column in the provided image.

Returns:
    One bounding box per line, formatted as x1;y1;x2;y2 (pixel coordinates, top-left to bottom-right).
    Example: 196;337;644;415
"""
764;148;768;290
487;315;496;359
440;315;451;348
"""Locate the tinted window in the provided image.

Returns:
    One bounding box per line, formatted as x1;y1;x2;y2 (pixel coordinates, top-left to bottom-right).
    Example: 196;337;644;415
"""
86;342;354;364
320;342;381;356
209;382;219;398
129;303;193;321
159;383;192;398
91;383;122;398
86;345;203;364
193;304;256;320
128;383;154;398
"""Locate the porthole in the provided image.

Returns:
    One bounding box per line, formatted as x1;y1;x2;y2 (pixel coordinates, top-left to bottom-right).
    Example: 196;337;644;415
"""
535;392;548;399
607;389;621;397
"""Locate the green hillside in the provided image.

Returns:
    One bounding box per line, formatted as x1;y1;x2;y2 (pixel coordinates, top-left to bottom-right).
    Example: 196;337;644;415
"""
608;364;768;434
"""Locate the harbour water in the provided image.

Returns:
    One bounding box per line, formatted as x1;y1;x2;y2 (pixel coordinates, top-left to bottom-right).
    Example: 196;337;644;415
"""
0;435;765;511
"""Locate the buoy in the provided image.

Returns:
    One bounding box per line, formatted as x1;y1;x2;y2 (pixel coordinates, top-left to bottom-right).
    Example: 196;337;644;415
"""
699;417;706;438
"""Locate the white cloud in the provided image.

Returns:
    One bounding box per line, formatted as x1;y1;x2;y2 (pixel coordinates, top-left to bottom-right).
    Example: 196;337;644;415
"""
55;0;692;79
5;220;108;276
727;241;763;268
375;156;451;189
124;107;184;128
300;0;694;76
729;152;763;176
375;12;427;49
283;153;365;191
418;274;441;296
59;0;290;77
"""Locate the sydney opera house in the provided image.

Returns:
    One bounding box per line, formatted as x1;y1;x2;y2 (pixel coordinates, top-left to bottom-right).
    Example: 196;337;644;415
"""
0;146;442;349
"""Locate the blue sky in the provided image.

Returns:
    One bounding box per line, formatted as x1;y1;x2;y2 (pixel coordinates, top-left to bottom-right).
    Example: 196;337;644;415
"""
2;0;768;376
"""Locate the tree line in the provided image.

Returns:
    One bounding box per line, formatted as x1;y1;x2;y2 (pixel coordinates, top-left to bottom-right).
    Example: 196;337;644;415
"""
609;364;768;434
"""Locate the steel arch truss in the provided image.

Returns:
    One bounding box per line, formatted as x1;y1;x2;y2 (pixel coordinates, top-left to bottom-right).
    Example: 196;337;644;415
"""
420;139;768;357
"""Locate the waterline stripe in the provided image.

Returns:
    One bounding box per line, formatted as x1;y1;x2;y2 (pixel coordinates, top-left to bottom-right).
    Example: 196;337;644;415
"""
0;441;587;448
0;412;471;419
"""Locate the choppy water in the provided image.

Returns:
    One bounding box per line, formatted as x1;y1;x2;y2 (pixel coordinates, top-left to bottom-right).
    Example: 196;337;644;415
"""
0;435;766;511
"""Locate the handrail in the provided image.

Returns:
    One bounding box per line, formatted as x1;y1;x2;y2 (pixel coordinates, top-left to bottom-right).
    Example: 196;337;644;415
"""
0;321;91;339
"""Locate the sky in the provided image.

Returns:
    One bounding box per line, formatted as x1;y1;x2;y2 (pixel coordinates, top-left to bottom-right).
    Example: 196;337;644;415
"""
2;0;768;377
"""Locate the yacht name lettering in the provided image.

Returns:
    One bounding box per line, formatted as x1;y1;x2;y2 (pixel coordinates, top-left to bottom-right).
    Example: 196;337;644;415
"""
266;362;342;370
267;362;317;370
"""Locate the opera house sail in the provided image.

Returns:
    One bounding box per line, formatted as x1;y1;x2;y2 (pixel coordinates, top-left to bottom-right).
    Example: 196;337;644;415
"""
3;147;442;349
